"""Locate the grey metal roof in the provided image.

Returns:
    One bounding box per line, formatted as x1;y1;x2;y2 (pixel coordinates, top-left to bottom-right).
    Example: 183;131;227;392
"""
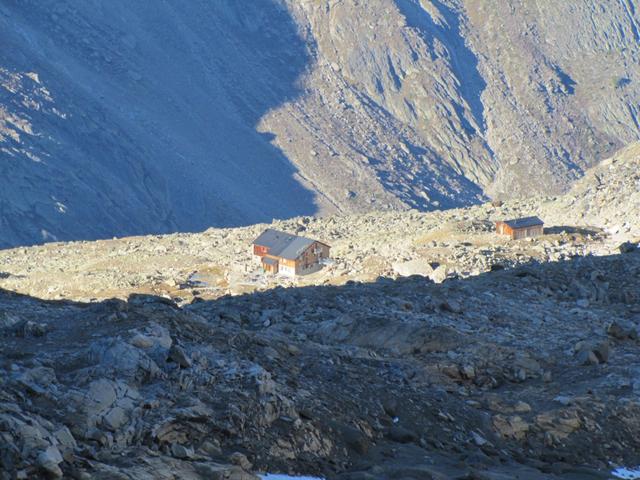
503;216;544;229
253;228;298;252
277;236;315;260
261;256;278;266
252;228;318;260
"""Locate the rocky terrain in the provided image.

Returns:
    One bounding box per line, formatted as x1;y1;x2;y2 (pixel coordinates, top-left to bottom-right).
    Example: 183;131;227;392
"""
538;142;640;236
1;0;639;246
0;142;639;479
0;143;637;304
1;249;640;479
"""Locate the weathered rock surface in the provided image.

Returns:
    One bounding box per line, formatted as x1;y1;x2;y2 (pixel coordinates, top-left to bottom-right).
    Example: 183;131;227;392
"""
0;140;639;478
1;1;639;246
1;247;639;479
539;142;640;239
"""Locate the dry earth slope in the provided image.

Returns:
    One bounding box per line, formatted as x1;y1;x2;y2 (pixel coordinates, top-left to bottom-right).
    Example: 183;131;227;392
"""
1;0;639;247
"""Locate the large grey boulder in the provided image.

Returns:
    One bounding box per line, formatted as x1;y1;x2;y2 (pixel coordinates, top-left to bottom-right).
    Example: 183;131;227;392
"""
392;258;434;278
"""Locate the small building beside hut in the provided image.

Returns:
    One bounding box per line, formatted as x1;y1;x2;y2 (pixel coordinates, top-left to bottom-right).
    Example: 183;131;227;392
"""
252;228;331;277
495;216;544;240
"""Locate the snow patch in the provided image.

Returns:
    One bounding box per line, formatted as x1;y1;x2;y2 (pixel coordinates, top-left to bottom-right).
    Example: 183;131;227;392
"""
612;467;640;479
260;475;324;480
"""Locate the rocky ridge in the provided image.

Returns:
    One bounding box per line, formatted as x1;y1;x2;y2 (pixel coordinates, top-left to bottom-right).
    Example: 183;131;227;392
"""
539;142;640;236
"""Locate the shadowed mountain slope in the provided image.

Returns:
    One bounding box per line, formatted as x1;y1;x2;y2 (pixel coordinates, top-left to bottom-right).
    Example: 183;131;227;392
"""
0;0;317;247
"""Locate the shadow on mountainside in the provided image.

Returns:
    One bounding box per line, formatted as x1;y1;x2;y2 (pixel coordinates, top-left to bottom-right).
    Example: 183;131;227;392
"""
1;251;640;478
0;0;317;249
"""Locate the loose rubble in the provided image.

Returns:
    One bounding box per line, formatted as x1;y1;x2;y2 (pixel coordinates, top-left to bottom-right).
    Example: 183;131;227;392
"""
0;146;639;478
0;243;639;478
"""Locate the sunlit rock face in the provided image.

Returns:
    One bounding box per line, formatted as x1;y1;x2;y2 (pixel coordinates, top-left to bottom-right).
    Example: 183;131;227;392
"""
1;0;639;247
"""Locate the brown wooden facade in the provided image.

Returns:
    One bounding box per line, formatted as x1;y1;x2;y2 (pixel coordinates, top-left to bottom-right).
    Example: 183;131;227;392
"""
496;221;544;240
296;242;330;272
253;244;269;256
261;256;279;274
